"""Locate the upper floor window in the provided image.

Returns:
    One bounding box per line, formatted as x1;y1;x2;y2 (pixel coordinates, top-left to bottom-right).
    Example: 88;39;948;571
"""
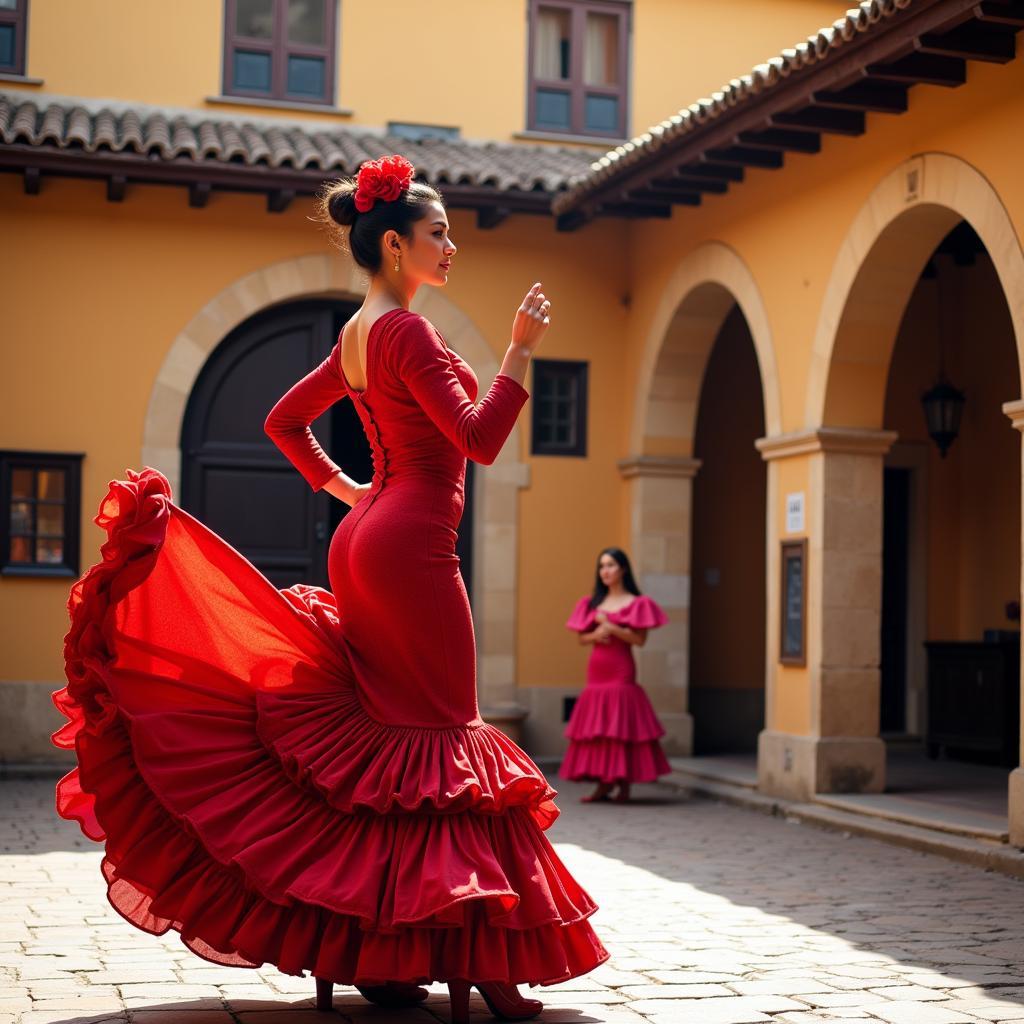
527;0;629;139
223;0;337;106
0;0;28;76
2;451;83;578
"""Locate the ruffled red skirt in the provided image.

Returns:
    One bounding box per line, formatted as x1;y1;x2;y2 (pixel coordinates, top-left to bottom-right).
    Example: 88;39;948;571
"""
54;469;608;985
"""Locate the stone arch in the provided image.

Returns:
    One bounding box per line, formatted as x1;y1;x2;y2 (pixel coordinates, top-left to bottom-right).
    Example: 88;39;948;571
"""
141;252;529;725
621;241;778;756
806;152;1024;428
630;240;781;457
768;152;1024;814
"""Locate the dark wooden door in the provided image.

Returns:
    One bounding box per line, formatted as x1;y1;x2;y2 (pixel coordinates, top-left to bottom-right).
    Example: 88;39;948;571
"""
181;301;359;589
881;467;910;733
181;300;475;599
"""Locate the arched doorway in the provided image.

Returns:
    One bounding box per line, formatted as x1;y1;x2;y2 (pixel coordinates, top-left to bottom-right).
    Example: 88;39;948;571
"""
621;245;779;755
881;221;1019;777
690;304;767;754
800;154;1024;838
180;300;474;594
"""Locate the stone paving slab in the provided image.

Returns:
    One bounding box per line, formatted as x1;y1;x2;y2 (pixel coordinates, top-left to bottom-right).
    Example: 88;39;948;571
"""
2;777;1024;1024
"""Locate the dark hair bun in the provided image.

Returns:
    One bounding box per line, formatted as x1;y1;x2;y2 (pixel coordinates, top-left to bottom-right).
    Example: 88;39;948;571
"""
325;180;358;227
315;173;444;274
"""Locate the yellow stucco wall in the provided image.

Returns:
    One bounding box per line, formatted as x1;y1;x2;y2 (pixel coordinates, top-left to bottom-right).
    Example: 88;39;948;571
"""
17;0;851;143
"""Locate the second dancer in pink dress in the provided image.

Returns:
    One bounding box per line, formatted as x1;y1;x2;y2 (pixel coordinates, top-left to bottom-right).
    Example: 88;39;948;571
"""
561;548;671;803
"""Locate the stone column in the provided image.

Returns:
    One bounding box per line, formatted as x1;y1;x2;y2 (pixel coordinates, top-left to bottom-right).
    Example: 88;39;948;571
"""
618;455;700;755
476;458;531;744
756;428;896;801
1002;399;1024;848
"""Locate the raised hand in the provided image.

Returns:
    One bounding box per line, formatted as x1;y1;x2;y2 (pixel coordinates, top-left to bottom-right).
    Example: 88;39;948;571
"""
511;282;551;353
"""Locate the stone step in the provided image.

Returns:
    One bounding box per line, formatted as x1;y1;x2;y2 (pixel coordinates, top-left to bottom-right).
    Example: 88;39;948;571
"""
663;769;1024;881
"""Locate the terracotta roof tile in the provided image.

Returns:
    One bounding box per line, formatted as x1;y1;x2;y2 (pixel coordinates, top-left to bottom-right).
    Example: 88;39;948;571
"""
0;92;595;196
552;0;915;214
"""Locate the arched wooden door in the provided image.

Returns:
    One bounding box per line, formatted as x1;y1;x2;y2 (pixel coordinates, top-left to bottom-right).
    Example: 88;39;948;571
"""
181;300;475;597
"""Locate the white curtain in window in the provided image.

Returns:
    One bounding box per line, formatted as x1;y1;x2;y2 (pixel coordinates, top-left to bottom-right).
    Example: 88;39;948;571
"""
584;11;618;86
535;6;570;80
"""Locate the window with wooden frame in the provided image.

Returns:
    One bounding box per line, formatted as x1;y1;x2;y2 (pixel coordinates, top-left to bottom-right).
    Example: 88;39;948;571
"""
527;0;629;139
531;359;588;457
0;0;28;76
223;0;337;106
1;452;83;578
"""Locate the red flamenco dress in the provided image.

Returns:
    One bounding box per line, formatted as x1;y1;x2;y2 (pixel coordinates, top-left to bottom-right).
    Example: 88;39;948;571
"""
53;307;608;987
560;595;672;784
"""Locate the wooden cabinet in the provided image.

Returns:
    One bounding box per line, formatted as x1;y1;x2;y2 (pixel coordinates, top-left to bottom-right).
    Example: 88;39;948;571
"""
925;640;1020;766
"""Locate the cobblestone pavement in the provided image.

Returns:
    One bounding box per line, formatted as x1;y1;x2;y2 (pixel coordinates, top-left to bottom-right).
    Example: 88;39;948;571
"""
2;775;1024;1024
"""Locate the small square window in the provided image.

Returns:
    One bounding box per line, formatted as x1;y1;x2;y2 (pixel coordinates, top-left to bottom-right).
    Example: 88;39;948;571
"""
1;452;83;578
531;360;588;457
0;0;27;76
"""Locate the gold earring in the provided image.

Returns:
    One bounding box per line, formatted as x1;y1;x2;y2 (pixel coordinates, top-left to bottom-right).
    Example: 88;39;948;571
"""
393;253;400;272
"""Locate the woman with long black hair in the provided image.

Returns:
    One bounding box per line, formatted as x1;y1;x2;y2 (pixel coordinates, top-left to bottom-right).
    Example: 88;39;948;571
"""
562;547;671;803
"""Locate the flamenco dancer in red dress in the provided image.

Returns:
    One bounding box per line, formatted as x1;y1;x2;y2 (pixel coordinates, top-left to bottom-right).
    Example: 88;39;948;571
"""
562;547;671;804
53;155;608;1020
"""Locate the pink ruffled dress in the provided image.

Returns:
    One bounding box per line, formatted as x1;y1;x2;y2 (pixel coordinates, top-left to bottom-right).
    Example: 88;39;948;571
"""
560;595;671;784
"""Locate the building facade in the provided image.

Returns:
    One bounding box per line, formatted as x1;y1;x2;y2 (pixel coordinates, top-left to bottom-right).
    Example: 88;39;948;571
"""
4;0;1024;845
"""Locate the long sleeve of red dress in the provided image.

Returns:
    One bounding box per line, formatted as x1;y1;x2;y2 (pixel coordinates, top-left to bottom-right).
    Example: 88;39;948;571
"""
388;313;528;466
263;349;347;492
265;312;529;488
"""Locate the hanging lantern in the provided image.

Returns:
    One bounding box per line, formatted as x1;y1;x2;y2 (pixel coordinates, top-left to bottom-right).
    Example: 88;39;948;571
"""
921;375;965;458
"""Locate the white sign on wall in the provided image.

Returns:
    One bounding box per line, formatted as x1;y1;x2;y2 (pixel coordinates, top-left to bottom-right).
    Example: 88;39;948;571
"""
786;492;805;534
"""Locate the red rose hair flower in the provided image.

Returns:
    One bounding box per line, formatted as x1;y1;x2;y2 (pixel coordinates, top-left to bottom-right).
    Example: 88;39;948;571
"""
353;154;416;214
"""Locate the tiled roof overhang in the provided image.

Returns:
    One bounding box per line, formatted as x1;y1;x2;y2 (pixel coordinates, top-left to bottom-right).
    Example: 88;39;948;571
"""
0;94;597;228
552;0;1024;230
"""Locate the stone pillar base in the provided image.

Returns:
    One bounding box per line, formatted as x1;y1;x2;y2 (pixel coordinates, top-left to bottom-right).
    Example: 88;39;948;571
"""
1009;768;1024;849
659;711;694;758
758;729;885;802
481;704;530;747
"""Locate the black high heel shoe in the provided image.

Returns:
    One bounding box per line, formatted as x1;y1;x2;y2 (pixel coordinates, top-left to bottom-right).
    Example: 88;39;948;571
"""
314;978;429;1011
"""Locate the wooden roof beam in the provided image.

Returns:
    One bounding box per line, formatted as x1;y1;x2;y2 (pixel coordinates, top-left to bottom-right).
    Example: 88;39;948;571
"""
770;108;866;136
106;175;126;202
916;22;1017;62
598;201;672;218
477;206;510;229
674;163;744;183
736;129;821;153
624;187;702;206
651;174;729;194
267;188;295;213
701;146;784;169
810;82;909;114
189;181;211;208
865;52;967;85
972;1;1024;28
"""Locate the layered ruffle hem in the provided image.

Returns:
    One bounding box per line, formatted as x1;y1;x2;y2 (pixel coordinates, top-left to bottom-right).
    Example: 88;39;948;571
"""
560;595;672;784
53;468;608;985
559;683;672;784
